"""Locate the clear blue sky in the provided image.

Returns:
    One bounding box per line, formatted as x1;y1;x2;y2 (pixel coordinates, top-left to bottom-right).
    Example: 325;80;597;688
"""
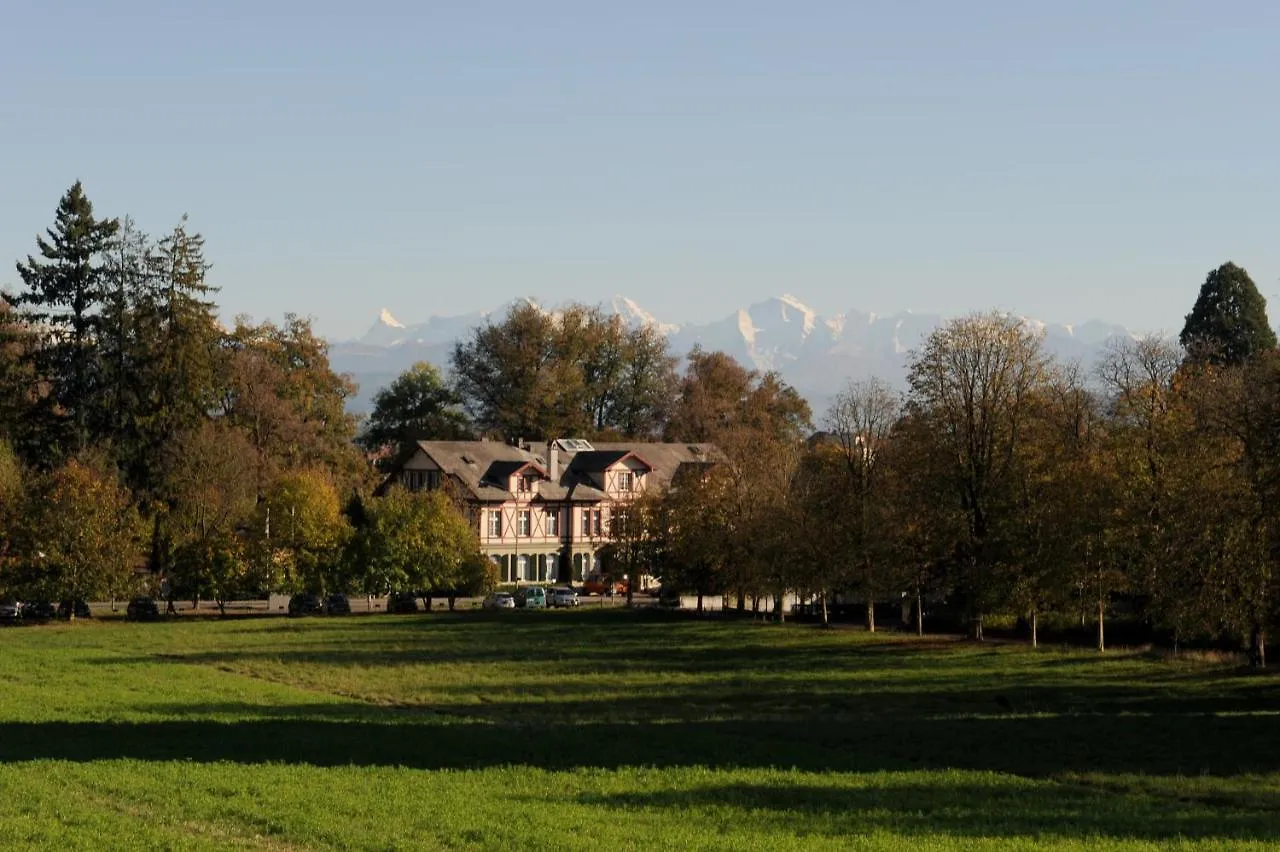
3;1;1278;339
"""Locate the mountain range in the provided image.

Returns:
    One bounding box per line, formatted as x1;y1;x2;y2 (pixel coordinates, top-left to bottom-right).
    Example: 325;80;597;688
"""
328;296;1135;416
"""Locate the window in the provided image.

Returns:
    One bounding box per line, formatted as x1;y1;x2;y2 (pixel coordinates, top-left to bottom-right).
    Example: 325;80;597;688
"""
617;471;633;492
404;470;441;491
487;511;502;538
582;509;603;537
517;474;537;494
518;510;531;537
517;554;530;581
546;553;559;581
546;509;559;536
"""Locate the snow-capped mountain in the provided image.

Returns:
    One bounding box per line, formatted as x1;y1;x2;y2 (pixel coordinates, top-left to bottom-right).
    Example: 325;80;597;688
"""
329;295;1134;414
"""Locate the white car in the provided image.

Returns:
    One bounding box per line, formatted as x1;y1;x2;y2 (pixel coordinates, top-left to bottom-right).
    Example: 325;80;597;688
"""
482;592;516;610
550;588;579;608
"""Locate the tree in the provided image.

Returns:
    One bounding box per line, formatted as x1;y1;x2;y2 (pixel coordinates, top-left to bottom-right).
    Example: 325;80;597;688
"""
0;298;36;448
9;182;120;459
162;421;259;610
451;301;578;440
450;301;677;441
825;378;901;631
255;469;351;594
1180;262;1277;367
906;312;1051;640
216;315;365;496
353;489;481;599
664;347;811;445
17;458;140;611
0;441;22;576
358;361;471;461
1096;335;1187;647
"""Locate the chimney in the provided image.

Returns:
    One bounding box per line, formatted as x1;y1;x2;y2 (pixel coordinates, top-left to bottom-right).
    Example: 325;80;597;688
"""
548;440;559;480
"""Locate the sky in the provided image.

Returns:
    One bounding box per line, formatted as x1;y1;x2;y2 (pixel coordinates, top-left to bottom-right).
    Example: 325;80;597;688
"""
2;1;1279;340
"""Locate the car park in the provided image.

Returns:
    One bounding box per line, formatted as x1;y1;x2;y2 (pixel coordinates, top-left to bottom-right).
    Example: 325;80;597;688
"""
324;594;352;615
386;592;419;613
0;600;23;624
549;587;579;608
482;592;516;610
58;599;92;620
125;597;161;621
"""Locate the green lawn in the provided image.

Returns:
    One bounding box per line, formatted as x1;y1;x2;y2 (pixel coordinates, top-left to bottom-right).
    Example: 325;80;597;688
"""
1;610;1278;850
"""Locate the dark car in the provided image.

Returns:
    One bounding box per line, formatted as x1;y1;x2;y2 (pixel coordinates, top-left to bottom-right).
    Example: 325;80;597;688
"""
23;600;57;621
126;597;161;621
386;592;419;614
288;593;324;617
0;600;23;624
57;599;92;620
324;594;352;615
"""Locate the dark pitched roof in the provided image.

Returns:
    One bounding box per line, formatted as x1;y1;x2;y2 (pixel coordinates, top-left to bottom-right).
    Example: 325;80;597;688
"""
386;439;723;502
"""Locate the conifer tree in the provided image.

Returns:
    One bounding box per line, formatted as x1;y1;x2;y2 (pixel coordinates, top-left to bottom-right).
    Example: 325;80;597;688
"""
11;182;119;460
1180;262;1277;366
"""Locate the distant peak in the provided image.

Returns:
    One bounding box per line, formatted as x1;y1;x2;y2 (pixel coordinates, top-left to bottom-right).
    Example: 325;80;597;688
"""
378;308;405;328
776;293;812;311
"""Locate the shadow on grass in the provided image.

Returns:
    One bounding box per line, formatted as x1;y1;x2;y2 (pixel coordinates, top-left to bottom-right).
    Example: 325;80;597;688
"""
581;781;1280;842
1;707;1278;780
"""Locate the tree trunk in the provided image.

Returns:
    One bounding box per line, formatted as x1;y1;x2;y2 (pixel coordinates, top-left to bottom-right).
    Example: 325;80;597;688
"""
865;600;876;633
915;589;923;637
696;593;704;614
775;594;785;623
971;613;984;642
1030;609;1038;649
448;596;457;612
1250;626;1267;669
1096;596;1105;653
217;599;226;617
820;593;829;628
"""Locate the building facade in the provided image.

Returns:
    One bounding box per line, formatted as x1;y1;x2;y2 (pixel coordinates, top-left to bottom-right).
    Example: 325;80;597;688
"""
384;438;718;584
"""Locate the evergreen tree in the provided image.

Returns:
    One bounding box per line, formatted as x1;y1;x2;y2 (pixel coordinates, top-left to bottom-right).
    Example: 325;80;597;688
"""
1180;262;1277;366
11;182;119;460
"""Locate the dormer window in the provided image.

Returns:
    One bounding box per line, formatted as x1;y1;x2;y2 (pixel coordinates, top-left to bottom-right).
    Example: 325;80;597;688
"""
516;474;537;493
617;471;633;492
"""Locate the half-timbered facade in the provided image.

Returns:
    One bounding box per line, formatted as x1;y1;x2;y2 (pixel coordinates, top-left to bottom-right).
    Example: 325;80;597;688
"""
383;438;718;584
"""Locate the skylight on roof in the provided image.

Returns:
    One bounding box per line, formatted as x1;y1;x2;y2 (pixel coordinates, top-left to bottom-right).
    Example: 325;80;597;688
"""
555;438;594;452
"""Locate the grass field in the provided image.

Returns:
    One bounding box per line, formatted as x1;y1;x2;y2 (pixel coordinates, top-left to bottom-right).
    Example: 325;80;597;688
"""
1;610;1278;850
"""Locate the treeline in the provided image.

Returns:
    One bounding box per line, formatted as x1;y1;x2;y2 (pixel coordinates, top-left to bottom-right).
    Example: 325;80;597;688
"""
0;184;498;609
635;263;1280;666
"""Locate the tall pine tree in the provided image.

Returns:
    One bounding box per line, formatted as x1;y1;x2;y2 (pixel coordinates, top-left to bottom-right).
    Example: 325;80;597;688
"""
1180;261;1277;367
11;182;119;460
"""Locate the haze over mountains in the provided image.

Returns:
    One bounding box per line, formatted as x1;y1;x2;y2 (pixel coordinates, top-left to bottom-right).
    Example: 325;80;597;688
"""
329;296;1135;415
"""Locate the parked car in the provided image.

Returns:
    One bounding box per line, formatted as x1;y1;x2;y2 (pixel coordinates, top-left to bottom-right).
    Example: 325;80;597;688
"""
24;600;57;621
324;594;352;615
582;573;627;596
288;593;324;617
656;585;682;609
0;600;23;624
125;597;161;621
482;592;516;610
515;586;547;609
549;587;579;608
58;599;92;620
386;592;419;614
